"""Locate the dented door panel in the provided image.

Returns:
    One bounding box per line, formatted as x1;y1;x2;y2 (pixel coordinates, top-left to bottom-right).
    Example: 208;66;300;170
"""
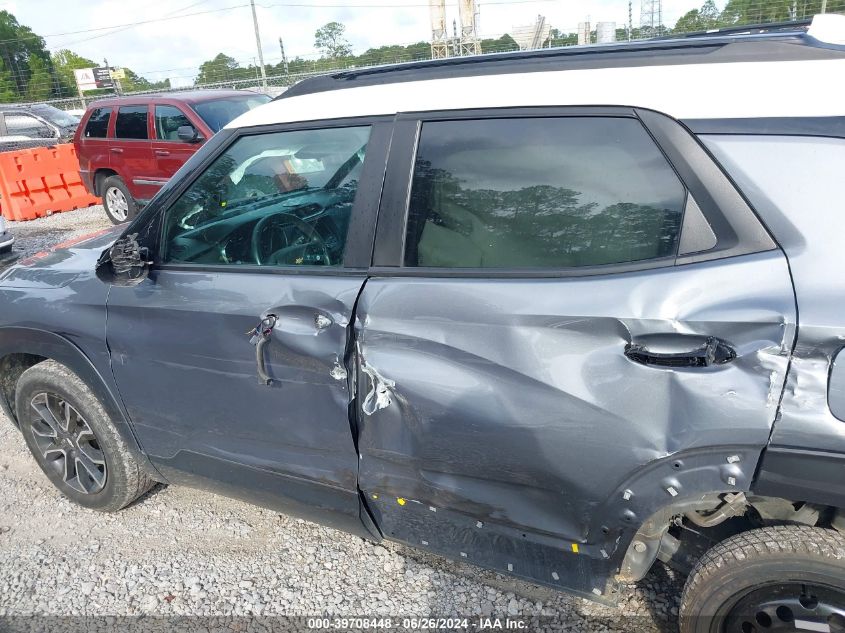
107;270;368;535
355;250;795;593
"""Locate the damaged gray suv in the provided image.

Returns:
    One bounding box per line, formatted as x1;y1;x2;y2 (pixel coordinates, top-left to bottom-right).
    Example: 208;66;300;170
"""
2;17;845;632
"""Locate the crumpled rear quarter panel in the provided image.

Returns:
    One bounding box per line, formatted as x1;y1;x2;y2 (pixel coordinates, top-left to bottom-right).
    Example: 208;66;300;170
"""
704;135;845;453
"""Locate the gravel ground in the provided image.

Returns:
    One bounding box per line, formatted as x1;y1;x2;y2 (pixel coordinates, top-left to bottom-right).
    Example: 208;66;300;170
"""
3;204;115;261
0;207;684;632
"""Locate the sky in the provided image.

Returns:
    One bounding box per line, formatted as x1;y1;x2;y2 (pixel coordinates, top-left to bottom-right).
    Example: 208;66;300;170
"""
1;0;708;87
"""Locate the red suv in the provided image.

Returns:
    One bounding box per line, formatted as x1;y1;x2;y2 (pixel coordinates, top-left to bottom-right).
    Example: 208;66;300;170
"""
74;90;270;223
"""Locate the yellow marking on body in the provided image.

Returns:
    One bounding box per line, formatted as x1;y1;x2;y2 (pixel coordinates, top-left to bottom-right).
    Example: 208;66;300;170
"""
571;543;580;554
397;498;406;506
371;494;378;499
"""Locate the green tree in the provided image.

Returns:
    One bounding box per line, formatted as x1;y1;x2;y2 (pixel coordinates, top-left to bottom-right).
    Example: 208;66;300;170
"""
718;0;844;25
548;28;578;47
0;59;17;101
674;0;722;32
0;9;53;99
120;68;171;93
196;53;243;85
314;22;352;59
481;34;519;53
26;54;52;101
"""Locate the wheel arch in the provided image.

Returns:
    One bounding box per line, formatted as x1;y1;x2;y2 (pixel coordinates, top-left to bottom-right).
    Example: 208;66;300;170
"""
93;168;118;196
586;445;761;585
0;326;161;479
606;446;845;584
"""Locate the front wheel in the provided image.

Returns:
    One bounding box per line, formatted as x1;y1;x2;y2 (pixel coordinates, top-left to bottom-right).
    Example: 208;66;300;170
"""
680;525;845;633
15;360;154;511
101;175;137;224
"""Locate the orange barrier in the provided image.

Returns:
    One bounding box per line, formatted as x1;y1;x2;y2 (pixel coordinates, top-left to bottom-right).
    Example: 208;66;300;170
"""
0;144;100;222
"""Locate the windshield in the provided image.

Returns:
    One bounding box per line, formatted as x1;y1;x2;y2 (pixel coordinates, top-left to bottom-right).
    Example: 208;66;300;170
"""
30;104;80;128
192;95;271;132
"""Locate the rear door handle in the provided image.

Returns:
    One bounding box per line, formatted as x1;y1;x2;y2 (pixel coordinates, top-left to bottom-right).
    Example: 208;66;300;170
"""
154;149;170;156
110;147;123;154
625;336;736;368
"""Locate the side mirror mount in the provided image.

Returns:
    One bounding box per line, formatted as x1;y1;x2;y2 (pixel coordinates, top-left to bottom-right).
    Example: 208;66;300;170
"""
96;233;151;286
177;125;203;143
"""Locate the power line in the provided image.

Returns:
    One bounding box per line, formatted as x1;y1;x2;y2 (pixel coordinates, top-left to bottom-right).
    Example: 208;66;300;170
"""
0;4;250;46
1;0;561;47
52;0;218;49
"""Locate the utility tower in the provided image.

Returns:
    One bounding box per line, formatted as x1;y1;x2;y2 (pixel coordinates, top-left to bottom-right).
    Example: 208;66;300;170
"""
430;0;449;59
458;0;481;55
640;0;663;37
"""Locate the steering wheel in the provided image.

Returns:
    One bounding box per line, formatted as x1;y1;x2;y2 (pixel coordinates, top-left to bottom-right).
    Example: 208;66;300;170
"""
250;212;332;266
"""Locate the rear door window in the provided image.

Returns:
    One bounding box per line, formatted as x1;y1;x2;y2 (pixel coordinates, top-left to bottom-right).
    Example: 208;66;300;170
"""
114;105;149;140
83;108;112;138
403;117;686;269
154;105;194;141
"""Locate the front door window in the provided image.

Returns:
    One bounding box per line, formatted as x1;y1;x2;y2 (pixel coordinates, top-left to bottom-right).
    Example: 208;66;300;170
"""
163;126;371;268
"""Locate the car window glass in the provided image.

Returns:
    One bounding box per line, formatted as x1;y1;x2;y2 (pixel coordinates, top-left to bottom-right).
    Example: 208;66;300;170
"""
164;125;371;268
115;105;149;140
84;108;111;138
3;113;54;138
155;105;193;141
192;96;271;133
404;117;687;269
31;104;79;128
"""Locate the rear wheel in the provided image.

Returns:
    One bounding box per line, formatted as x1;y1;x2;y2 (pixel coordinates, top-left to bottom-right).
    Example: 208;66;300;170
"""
101;175;137;224
680;525;845;633
15;360;154;511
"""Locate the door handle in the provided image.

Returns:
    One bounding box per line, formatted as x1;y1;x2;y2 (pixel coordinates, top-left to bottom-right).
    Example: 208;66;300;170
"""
154;149;170;156
624;336;736;368
110;147;123;154
247;315;277;385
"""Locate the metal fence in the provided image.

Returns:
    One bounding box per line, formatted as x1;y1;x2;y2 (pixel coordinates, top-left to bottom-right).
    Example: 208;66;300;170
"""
18;69;340;112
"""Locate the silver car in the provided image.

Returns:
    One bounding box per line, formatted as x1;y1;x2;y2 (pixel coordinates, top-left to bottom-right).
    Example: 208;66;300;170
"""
0;216;14;256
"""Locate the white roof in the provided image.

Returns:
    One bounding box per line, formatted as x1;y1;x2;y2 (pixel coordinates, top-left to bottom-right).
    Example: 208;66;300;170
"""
229;58;845;129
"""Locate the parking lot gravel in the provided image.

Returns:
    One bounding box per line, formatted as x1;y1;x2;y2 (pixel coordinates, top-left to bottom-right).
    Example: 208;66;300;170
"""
0;207;684;632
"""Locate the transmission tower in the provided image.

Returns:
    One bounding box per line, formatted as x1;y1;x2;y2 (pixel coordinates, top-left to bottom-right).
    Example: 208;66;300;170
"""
640;0;663;37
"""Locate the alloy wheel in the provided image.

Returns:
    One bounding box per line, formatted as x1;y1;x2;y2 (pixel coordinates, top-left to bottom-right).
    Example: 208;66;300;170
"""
28;392;107;494
724;583;845;633
105;186;129;221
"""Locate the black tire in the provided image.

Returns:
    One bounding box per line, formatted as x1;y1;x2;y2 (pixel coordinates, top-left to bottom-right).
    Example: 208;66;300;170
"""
15;360;153;512
680;525;845;633
101;175;137;225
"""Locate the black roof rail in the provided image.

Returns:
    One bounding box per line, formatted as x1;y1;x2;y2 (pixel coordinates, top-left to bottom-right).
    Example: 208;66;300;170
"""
277;26;841;101
668;18;812;38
